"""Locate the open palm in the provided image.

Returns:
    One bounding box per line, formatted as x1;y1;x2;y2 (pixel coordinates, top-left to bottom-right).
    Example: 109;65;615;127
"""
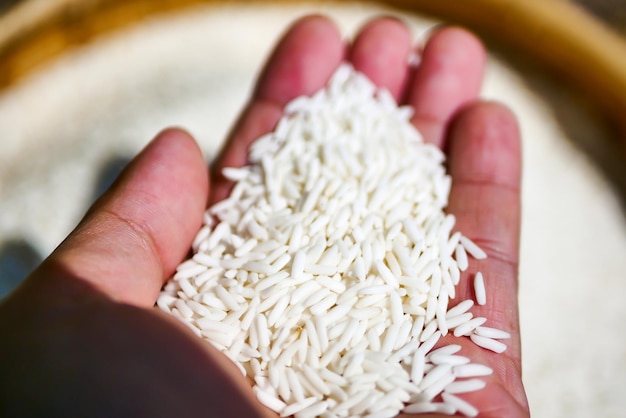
0;15;529;418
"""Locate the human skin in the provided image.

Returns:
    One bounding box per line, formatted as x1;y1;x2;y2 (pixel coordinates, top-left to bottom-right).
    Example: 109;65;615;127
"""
0;15;529;418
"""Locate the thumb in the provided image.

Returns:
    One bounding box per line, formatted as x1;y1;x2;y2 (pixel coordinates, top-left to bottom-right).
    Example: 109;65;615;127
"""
31;128;209;307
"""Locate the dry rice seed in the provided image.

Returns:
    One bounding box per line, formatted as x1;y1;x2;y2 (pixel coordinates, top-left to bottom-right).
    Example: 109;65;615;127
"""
474;272;487;305
315;275;346;293
319;368;348;387
444;378;487;394
280;397;319;417
403;402;439;413
253;386;287;413
445;299;474;318
350;391;382;415
359;284;392;295
327;320;349;341
303;287;332;308
453;363;494;378
323;304;353;324
421;371;456;401
289;224;304;253
304;263;338;276
441;392;479;417
333;390;371;415
390;291;404;324
417;330;442;356
419;319;439;342
302;365;332;396
374;388;410;409
255;271;290;292
242;260;273;275
474;326;512;340
366;328;382;351
459;235;488;260
270;253;292;272
343;352;365;377
286;368;306;402
305;323;322;358
350;318;370;347
258;288;290;313
364;408;399;418
394;319;413;351
387;376;422;394
174;263;208;281
381;323;401;353
375;260;400;288
267;294;290;326
419;363;453;391
410;315;426;338
431;402;458;415
315;316;330;352
410;349;426;384
470;333;508;353
294;400;329;418
454;244;469;271
428;344;462;357
290;281;322;306
425;294;438;323
349;306;382;320
174;299;194;318
446;312;474;330
254;314;270;348
195;317;234;334
178;278;198;298
436;305;449;336
274;367;292;403
388;340;420;363
453;317;488;337
429;354;471;366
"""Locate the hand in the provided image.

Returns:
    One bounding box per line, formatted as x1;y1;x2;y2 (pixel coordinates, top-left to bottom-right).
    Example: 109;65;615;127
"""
0;15;529;418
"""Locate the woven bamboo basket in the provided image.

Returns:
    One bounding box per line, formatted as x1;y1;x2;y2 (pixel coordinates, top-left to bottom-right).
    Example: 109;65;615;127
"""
1;0;626;146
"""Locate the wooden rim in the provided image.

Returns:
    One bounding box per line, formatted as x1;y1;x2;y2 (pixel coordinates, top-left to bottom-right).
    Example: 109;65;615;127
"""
1;0;626;143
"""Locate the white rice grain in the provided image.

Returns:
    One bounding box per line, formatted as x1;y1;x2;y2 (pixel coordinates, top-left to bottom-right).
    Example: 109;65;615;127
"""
442;392;479;417
444;378;486;394
253;386;287;413
470;334;508;353
459;235;487;260
445;299;474;318
294;400;329;418
158;64;507;418
453;363;494;378
474;326;511;340
453;317;488;337
474;271;487;305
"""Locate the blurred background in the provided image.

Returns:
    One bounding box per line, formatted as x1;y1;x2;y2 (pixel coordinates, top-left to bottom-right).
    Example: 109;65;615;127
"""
0;0;621;32
0;0;625;417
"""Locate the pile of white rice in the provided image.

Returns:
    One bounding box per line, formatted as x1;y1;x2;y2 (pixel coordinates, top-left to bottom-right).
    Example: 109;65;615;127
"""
157;64;510;418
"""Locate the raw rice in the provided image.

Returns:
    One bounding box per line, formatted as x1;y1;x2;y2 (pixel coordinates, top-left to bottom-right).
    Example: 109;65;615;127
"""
444;378;487;394
474;271;487;305
470;333;508;354
158;64;510;416
442;392;479;417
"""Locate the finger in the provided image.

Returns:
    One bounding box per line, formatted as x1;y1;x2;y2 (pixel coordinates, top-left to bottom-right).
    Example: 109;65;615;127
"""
211;15;344;203
33;128;209;307
445;102;528;411
408;27;486;147
349;16;413;101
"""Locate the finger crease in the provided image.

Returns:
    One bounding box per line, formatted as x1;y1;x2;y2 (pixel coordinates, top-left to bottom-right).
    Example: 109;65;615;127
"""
101;207;165;277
